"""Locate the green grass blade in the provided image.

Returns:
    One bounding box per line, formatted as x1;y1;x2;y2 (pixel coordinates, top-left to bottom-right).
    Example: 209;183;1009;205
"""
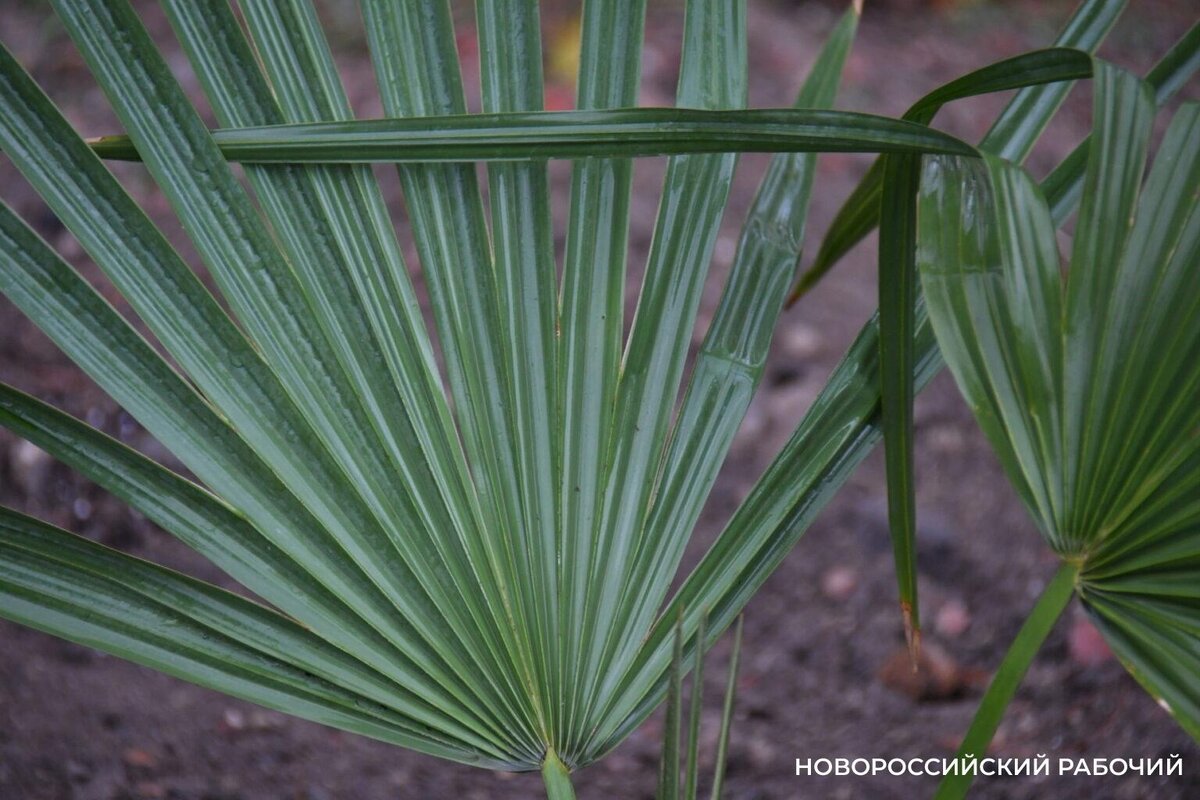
604;4;859;711
0;509;512;768
799;0;1125;294
709;617;743;800
577;0;747;755
933;564;1078;800
877;152;922;658
557;0;648;751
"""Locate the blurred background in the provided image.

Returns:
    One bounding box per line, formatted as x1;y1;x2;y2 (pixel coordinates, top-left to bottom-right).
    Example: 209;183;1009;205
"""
0;0;1197;798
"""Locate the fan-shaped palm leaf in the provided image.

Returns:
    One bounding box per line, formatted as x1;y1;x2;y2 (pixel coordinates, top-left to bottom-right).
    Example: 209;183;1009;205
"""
917;61;1200;798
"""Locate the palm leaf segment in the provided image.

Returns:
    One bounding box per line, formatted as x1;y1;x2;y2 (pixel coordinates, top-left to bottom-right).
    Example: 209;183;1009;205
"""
918;63;1200;740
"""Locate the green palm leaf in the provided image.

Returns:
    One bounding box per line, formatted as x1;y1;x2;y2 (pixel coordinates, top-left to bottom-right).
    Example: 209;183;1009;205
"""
918;63;1200;797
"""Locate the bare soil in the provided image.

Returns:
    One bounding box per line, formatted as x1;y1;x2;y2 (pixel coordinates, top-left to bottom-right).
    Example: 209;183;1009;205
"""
1;1;1198;798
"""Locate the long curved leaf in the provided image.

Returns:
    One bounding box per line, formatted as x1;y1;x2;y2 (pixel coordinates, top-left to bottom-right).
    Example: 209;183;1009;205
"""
87;107;977;162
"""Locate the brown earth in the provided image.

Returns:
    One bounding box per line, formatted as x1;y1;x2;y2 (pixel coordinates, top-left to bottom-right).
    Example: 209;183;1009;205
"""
1;1;1198;798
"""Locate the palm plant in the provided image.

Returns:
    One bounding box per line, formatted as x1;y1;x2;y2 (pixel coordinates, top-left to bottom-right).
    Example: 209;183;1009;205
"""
911;61;1200;798
0;0;1196;797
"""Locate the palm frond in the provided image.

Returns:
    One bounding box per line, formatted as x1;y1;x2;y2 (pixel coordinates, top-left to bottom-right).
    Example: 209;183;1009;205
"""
918;62;1200;797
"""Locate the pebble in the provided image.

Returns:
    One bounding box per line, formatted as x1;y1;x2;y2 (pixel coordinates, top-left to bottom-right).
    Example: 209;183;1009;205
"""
745;735;777;768
122;747;157;770
927;422;966;454
221;708;246;732
11;439;51;495
820;566;858;601
934;599;971;638
779;322;822;360
72;497;93;521
66;759;92;783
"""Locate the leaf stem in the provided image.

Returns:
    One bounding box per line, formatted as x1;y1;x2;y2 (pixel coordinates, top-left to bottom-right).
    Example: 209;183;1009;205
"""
935;562;1078;799
541;748;577;800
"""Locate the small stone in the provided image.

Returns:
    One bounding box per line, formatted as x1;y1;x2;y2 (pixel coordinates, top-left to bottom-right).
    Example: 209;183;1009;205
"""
927;423;966;454
713;235;737;267
221;708;246;731
72;497;93;521
780;322;822;360
11;439;51;495
66;759;92;783
122;747;157;769
746;735;776;768
820;566;858;601
935;599;971;638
